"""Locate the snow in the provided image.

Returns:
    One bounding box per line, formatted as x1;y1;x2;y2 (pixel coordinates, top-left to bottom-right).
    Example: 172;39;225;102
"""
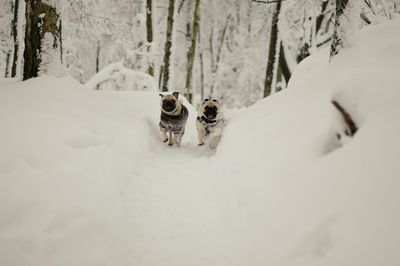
337;0;362;50
1;18;400;266
38;32;64;77
84;61;157;91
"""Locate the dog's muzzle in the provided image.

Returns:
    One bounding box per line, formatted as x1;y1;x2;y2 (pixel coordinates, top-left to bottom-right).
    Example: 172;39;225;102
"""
204;106;218;120
162;100;176;112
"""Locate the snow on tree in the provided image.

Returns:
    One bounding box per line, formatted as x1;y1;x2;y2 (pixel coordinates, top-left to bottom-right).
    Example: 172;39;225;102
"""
330;0;362;60
0;0;399;106
23;0;62;80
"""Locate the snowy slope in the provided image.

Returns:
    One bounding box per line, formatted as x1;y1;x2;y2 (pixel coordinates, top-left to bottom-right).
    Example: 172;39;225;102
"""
1;19;400;266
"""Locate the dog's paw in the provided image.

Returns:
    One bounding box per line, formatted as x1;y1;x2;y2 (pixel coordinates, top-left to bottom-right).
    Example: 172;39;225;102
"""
198;143;205;146
168;143;173;146
163;138;168;143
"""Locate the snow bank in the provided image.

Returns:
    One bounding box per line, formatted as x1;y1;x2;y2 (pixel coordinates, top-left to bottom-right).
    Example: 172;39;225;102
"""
1;19;400;266
216;18;400;266
0;76;199;265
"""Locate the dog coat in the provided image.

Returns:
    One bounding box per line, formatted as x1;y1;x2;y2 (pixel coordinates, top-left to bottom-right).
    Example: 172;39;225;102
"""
197;115;224;136
160;105;189;134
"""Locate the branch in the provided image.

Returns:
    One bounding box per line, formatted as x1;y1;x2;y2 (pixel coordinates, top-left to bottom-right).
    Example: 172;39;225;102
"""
360;12;372;24
331;100;358;137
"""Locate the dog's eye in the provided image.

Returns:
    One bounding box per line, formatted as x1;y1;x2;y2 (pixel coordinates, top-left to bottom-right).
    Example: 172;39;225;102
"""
212;99;218;102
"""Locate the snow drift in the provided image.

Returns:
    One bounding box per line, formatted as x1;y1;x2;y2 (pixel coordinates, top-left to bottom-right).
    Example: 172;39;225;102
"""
1;19;400;266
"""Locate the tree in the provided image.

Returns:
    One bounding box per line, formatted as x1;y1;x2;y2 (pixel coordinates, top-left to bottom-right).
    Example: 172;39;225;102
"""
184;0;200;103
23;0;62;80
146;0;154;76
330;0;361;60
297;0;333;63
161;0;176;92
209;14;231;98
263;0;282;97
11;0;19;77
278;41;291;85
4;50;11;77
95;43;100;90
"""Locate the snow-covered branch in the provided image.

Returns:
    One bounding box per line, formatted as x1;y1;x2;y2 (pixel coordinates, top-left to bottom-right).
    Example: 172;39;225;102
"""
85;62;157;91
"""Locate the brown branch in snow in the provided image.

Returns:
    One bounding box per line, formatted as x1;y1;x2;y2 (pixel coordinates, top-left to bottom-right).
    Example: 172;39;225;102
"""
331;100;358;137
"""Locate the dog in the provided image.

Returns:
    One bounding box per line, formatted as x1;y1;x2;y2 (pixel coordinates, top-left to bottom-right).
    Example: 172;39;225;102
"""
159;92;189;146
196;99;224;149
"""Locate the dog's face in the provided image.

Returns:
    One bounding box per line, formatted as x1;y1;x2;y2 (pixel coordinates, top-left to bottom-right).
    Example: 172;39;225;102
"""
159;92;181;115
199;99;221;120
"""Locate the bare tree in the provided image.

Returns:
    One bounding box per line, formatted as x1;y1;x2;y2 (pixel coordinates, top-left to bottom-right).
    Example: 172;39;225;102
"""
11;0;19;77
95;44;100;90
198;23;205;101
263;0;282;97
278;41;291;85
209;14;231;98
161;0;175;91
330;0;349;59
184;0;200;103
5;51;11;77
146;0;154;76
23;0;61;80
297;0;332;63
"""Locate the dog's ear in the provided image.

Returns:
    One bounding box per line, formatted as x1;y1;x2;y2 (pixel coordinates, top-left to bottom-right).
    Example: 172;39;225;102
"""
203;98;209;104
172;91;179;99
159;93;163;97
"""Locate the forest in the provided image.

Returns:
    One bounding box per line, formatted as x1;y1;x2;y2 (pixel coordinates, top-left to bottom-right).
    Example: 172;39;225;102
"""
0;0;397;107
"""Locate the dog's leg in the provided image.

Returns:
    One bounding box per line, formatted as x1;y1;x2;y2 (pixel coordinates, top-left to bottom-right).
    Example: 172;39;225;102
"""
161;128;168;142
168;131;173;146
209;135;221;149
196;122;205;146
198;131;205;146
175;133;183;146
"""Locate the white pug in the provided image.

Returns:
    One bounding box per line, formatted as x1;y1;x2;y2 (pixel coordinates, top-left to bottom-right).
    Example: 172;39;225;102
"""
196;99;225;149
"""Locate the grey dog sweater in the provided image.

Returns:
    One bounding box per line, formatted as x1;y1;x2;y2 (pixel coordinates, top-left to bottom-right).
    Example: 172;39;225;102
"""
159;105;189;134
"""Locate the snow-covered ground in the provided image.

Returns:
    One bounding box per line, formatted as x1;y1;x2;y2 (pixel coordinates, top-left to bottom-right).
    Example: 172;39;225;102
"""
1;19;400;266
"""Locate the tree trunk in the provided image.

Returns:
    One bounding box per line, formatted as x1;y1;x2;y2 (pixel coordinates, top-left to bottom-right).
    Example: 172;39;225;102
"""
329;0;349;59
59;18;63;63
146;0;154;76
11;0;19;78
263;0;282;98
5;51;11;78
184;0;200;103
278;41;291;85
161;0;175;92
297;0;331;63
198;25;205;101
209;15;231;98
23;0;61;80
96;45;100;90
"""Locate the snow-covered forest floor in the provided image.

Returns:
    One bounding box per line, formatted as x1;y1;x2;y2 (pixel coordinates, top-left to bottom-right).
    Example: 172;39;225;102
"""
1;18;400;266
